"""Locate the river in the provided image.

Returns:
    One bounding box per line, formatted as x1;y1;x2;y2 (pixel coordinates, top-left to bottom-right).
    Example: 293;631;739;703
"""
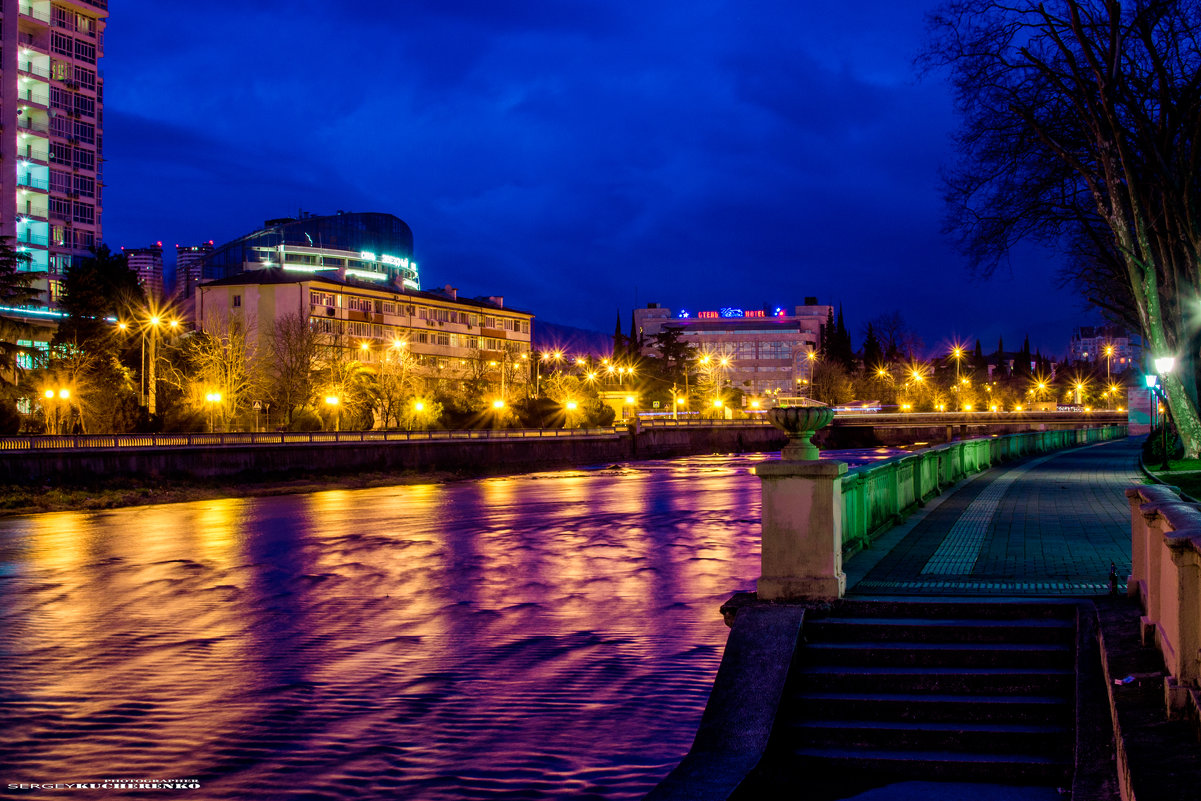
0;448;901;800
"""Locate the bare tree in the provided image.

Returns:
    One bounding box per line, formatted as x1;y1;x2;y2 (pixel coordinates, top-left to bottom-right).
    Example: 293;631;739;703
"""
184;313;261;430
266;312;319;424
924;0;1201;454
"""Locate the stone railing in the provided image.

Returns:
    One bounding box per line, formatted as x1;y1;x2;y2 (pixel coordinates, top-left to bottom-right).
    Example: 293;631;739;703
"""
756;422;1126;602
841;425;1128;556
1126;484;1201;717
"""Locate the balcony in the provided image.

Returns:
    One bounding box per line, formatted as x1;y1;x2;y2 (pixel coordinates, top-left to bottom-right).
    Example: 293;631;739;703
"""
19;61;51;80
17;175;49;192
19;3;50;23
17;117;49;135
18;230;49;247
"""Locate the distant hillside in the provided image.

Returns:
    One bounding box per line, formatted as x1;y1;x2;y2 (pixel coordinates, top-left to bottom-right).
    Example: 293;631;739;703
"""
534;320;612;357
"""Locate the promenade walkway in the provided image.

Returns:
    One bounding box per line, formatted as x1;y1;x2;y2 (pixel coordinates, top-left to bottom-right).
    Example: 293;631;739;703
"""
845;436;1143;596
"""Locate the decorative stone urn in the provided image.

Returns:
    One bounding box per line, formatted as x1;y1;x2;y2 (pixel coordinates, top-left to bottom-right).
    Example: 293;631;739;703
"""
767;405;835;460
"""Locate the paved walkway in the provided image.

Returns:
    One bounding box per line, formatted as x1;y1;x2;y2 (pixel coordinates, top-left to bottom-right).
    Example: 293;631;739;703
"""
845;436;1143;596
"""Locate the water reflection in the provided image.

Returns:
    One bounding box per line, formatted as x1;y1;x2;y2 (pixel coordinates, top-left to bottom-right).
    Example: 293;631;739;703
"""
0;451;874;800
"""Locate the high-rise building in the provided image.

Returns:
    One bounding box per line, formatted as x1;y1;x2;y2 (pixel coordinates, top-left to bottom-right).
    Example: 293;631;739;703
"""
2;0;107;310
0;0;106;371
175;241;213;302
123;243;163;301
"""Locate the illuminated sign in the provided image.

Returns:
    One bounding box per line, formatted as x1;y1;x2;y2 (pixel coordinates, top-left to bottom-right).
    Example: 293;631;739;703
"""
381;254;408;268
690;308;767;319
359;251;376;261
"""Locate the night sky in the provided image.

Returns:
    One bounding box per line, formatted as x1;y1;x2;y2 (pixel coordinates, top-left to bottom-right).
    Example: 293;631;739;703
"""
102;0;1094;358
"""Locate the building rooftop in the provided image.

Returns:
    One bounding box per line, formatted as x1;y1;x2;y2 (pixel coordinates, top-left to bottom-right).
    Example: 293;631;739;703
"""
200;268;531;316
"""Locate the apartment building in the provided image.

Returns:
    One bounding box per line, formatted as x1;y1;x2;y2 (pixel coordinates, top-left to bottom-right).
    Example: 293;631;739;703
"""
198;269;533;381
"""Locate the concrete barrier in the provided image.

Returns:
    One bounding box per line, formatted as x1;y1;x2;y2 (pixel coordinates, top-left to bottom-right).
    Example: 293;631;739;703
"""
1126;484;1201;721
0;423;787;483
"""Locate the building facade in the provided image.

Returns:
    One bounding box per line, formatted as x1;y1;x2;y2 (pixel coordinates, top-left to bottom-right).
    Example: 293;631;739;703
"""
0;0;106;372
199;270;533;387
123;243;163;301
2;0;106;306
1067;324;1139;372
633;300;832;398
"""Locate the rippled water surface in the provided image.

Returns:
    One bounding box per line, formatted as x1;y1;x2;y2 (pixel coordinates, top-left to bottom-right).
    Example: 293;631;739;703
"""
0;449;896;800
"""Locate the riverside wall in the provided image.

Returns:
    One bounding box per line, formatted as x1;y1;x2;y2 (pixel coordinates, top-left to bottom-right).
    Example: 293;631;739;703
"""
3;424;789;483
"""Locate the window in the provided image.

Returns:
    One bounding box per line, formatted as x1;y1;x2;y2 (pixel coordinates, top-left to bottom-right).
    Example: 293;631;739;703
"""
75;14;94;36
72;202;93;224
49;198;71;219
50;115;71;138
74;229;94;249
74;40;95;63
73;175;94;197
50;86;72;113
347;296;372;312
73;121;94;144
73;148;94;171
51;225;67;247
51;60;71;82
232;295;242;308
74;95;94;118
50;169;71;193
74;66;95;90
50;254;70;274
310;291;335;307
51;32;72;57
52;6;73;29
50;142;71;164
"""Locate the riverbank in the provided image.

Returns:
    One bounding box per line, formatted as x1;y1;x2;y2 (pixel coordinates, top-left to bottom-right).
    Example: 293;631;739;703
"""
0;469;466;517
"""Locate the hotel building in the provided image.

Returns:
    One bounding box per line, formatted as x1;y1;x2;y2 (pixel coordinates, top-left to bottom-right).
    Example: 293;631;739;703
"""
633;300;832;398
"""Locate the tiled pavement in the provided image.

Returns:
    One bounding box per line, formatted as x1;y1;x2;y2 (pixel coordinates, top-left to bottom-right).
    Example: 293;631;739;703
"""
846;436;1143;597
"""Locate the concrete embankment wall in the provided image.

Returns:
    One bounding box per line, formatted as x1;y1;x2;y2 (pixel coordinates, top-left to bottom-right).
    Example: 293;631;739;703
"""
5;424;789;483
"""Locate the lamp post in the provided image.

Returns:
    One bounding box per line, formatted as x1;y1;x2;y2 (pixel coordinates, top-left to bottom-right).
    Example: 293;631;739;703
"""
325;395;341;432
1154;356;1176;471
205;391;222;433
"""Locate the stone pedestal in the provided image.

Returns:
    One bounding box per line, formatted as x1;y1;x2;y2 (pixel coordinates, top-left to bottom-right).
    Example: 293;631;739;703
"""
755;459;848;601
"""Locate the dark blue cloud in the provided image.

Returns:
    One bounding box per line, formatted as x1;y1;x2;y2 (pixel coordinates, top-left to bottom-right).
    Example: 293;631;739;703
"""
101;0;1093;356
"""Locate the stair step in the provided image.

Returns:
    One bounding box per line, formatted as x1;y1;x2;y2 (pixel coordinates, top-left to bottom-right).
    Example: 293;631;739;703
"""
795;665;1075;695
789;718;1071;755
831;600;1078;622
792;745;1071;784
802;640;1073;669
806;616;1074;644
792;691;1071;725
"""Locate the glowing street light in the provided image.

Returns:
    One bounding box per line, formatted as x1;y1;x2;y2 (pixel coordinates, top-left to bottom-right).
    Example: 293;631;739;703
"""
325;395;341;432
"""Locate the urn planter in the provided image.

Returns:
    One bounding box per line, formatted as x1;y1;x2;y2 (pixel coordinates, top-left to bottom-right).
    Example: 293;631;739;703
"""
767;405;834;460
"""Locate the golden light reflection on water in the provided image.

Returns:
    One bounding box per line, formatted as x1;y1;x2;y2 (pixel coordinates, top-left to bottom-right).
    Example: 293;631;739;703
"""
1;456;779;799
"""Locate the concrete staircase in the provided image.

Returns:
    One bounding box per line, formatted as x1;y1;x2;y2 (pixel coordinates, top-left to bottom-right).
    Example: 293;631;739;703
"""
778;600;1078;790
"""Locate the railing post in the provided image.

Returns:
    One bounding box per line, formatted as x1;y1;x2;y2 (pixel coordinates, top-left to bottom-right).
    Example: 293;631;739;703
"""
756;459;848;601
1164;532;1201;696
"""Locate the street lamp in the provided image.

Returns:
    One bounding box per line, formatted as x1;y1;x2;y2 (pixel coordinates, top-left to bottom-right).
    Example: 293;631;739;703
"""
205;391;222;433
1154;357;1176;471
325;395;341;432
